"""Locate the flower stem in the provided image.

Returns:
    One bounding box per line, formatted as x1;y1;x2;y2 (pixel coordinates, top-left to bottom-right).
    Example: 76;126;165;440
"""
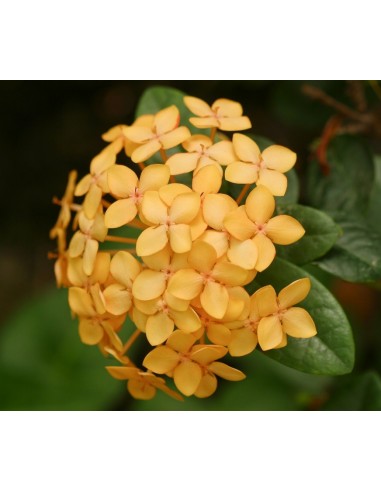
236;183;251;205
210;127;217;142
160;148;168;163
122;329;141;355
105;235;137;244
137;162;145;171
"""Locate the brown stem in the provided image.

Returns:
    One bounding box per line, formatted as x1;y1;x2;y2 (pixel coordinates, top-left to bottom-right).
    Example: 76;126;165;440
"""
236;183;251;205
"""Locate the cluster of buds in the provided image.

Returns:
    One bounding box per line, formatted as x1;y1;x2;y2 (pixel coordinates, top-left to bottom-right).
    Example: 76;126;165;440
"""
50;95;317;401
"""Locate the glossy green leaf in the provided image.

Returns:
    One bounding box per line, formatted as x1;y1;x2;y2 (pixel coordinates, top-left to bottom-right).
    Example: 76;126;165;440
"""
314;212;381;282
306;135;374;215
323;371;381;410
366;155;381;235
256;258;355;375
0;288;124;410
276;204;340;264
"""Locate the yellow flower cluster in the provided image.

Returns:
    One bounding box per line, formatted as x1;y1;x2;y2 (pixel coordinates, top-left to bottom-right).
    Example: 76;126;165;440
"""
50;96;317;401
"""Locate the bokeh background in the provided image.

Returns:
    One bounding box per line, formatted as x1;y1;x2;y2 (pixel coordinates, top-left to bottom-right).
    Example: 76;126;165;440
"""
1;80;380;410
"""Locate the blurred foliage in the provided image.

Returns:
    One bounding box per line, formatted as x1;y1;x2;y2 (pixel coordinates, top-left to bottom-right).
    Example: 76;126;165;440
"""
1;80;381;410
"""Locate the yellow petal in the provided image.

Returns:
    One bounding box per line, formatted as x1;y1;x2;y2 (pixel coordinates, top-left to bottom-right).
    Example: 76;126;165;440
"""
188;241;217;273
212;261;249;286
207;323;232;345
143;346;179;373
69;231;86;258
223;286;250;322
201;282;229;319
102;321;123;352
79;319;104;345
166;152;199;175
102;124;128;142
266;215;305;245
110;251;141;286
219;116;252;131
227;238;258;270
167;330;197;353
104;198;138;228
68;287;96;317
257;169;288;196
171;307;201;333
189;209;208;240
136;225;168;257
262;145;297;173
103;284;131;315
224;206;255;241
89;283;106;315
202;193;237;231
213;98;243;117
131;139;161;163
192;165;222;194
194;373;218;398
169;224;192;253
225;162;258;184
154;105;179;134
107;165;138;198
105;366;139;380
189;116;219;129
274;332;288;349
146;312;175;346
167;269;203;300
229;328;258;357
132;270;166;301
83;238;99;276
233;133;261;163
128;379;156;400
139;164;170;192
253;234;276;272
282;307;317;338
278;278;311;309
174;361;202;396
141;190;168;224
199;230;229;258
92;252;111;284
191;345;227;364
255;285;278;317
184;96;212;117
159;183;191;206
169;192;200;223
182;134;212;152
208;361;246;381
245;185;275;224
125;126;154;143
140;245;171;271
90;150;116;175
208;141;237;164
75;174;92;196
160;127;191;149
257;315;283;350
164;291;190;312
131;306;148;331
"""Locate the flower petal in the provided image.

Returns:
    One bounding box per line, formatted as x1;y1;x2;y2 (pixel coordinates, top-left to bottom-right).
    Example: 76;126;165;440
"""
208;361;246;381
128;379;156;400
199;230;229;258
141;190;168;225
83;185;102;219
79;319;104;345
75;174;92;196
69;231;86;258
194;373;218;398
143;346;180;373
159;183;191;206
207;323;232;345
103;284;131;315
245;185;275;224
266;215;305;245
68;287;96;317
212;261;249;286
203;193;237;231
166;152;199;175
219;117;251;131
139;164;170;192
191;345;228;365
90;150;116;175
169;224;192;253
227;238;258;270
192;165;222;194
255;285;278;317
278;278;311;309
257;315;283;350
169;192;200;223
83;238;99;276
208;141;236;164
107;165;138;198
225;162;258;184
262;145;297;173
224;206;255;241
174;361;202;396
233;133;261;163
105;366;140;380
105;198;138;228
146;312;175;346
154;105;179;134
167;269;203;300
201;282;229;319
229;328;258;357
160;127;191;149
182;134;212;152
131;139;161;163
167;330;197;353
213;98;243;117
252;234;276;272
184;96;212;117
257;169;287;196
110;251;141;286
171;307;201;333
125;126;154;143
188;241;217;273
189;116;219;129
136;225;168;256
132;270;166;301
282;307;317;338
140;245;171;271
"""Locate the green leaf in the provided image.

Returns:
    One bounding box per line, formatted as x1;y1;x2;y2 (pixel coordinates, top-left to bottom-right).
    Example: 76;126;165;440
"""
314;212;381;282
256;258;355;375
130;350;330;411
323;371;381;410
306;135;374;215
366;155;381;236
276;204;340;264
0;288;123;410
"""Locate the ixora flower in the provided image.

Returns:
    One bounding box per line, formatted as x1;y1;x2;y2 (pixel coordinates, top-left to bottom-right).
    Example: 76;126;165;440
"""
50;91;318;404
